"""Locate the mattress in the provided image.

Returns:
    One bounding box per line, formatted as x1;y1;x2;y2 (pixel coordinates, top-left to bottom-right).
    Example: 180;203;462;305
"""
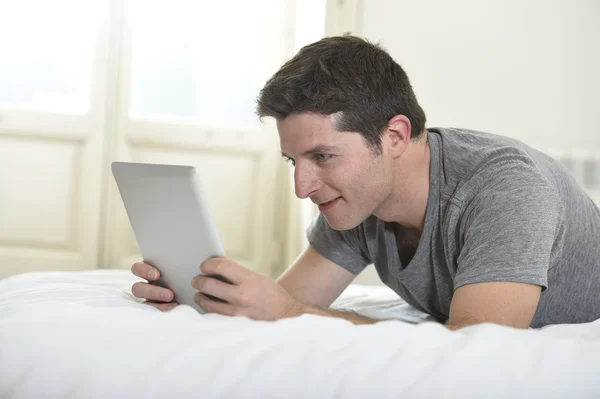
1;270;599;398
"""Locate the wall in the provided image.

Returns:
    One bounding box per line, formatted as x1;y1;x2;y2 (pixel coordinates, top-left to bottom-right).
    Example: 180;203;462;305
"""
361;0;600;150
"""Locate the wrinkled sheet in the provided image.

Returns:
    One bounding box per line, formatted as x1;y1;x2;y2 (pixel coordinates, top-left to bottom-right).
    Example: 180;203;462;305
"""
1;270;599;398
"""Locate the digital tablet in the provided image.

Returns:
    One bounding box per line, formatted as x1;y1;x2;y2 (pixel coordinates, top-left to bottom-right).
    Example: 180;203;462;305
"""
111;161;226;314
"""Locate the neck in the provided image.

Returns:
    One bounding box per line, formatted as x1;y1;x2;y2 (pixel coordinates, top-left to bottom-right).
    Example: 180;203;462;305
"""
374;134;431;231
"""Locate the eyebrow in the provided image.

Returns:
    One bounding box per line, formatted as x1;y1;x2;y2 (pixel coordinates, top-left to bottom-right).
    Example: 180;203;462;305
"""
281;145;339;159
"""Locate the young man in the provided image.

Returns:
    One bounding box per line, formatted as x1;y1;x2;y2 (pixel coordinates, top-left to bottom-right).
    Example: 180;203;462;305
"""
131;36;600;329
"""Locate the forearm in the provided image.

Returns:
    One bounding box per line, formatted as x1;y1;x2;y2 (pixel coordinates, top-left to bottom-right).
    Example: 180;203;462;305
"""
289;301;466;328
288;301;379;325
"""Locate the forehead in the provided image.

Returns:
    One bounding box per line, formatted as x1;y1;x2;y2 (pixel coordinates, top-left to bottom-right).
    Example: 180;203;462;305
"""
278;113;349;154
277;112;334;139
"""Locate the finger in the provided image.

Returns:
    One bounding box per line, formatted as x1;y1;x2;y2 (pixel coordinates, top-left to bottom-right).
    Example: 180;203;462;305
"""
200;258;251;285
131;282;174;302
145;301;179;312
195;292;236;316
191;275;237;303
131;261;160;281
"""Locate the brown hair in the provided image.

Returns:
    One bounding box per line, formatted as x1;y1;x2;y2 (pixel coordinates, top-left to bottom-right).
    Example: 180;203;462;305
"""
256;35;427;154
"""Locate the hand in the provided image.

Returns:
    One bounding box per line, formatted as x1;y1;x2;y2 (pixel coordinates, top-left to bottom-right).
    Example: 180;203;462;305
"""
131;261;178;311
191;258;304;321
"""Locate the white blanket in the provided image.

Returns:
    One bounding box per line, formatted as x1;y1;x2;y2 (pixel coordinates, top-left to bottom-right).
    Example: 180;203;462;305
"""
1;270;599;398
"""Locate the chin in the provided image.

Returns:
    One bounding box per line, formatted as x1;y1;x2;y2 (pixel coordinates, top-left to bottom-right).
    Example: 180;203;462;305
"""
323;214;364;231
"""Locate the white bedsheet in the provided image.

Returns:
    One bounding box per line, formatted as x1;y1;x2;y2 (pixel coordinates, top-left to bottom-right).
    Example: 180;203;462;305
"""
1;270;599;398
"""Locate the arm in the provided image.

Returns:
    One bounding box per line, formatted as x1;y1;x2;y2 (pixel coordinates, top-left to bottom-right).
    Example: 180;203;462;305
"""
194;252;543;328
132;243;376;323
446;281;542;330
277;247;544;327
289;301;379;324
191;245;386;323
444;161;561;330
129;245;354;312
276;247;384;323
289;280;542;328
294;280;542;328
277;245;357;308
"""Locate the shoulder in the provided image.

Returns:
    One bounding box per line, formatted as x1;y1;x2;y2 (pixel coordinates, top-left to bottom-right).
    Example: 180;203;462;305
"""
430;127;563;206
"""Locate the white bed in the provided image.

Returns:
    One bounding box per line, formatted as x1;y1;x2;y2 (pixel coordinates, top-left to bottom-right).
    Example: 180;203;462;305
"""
1;270;599;398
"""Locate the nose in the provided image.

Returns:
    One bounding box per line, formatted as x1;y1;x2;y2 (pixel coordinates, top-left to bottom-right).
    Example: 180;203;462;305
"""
294;162;320;199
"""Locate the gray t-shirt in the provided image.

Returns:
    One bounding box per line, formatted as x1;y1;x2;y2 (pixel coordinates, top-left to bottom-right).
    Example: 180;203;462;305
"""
307;128;600;328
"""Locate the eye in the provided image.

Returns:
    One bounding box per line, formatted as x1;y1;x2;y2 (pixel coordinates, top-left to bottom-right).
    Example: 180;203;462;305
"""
314;153;334;163
283;156;295;167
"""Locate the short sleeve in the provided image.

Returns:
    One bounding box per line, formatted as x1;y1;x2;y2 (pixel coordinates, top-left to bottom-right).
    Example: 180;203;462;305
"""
306;213;371;275
454;163;564;292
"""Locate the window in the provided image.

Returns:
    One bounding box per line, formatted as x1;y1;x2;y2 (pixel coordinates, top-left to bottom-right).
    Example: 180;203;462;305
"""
127;0;277;126
0;0;104;114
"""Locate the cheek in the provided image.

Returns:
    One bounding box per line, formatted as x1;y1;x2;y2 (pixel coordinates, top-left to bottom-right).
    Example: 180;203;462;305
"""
339;161;385;195
358;159;391;195
327;154;389;196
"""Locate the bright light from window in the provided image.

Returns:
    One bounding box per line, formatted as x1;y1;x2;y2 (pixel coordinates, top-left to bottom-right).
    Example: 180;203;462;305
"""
295;0;327;52
0;0;104;113
127;0;275;125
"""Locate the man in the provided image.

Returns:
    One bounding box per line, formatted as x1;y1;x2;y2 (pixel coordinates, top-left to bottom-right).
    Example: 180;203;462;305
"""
131;35;600;329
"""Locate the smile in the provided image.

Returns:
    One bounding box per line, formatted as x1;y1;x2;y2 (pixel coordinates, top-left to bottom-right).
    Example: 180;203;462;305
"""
318;197;341;212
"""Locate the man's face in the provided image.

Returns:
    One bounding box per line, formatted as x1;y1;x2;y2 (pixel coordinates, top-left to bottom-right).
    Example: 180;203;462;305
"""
278;113;394;230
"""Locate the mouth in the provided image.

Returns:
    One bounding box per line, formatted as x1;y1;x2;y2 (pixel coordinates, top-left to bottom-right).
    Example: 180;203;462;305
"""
318;197;341;212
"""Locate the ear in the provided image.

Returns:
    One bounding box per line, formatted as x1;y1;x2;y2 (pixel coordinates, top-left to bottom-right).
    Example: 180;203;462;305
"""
384;115;411;159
